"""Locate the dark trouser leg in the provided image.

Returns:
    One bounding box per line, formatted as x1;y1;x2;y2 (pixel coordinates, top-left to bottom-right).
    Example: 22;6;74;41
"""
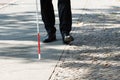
40;0;56;35
58;0;72;34
58;0;73;44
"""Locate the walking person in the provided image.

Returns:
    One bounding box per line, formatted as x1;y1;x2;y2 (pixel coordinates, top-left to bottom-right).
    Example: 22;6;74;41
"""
40;0;74;44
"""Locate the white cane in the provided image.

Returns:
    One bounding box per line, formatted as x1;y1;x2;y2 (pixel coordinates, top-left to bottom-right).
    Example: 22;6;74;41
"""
35;0;41;60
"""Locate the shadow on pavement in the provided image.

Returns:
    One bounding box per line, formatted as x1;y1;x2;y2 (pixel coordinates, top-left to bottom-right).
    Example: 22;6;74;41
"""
58;6;120;80
0;6;120;64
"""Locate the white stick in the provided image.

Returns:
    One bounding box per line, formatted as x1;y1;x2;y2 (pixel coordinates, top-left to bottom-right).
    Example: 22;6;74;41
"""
35;0;39;33
35;0;41;60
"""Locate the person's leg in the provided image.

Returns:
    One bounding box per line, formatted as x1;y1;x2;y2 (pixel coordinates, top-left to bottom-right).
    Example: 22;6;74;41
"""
58;0;72;34
40;0;56;42
58;0;73;44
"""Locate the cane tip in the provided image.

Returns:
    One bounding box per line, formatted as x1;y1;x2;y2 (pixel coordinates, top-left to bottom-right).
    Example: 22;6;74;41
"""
38;54;41;60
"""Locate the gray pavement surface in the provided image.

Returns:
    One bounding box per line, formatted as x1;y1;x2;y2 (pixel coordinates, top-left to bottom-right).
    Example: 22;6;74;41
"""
0;0;120;80
0;0;68;80
50;0;120;80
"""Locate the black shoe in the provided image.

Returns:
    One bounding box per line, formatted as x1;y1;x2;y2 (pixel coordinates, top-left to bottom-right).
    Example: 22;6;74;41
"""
43;34;56;43
62;33;74;44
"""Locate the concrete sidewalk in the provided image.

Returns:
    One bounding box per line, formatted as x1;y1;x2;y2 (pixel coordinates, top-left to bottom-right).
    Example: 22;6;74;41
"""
0;0;68;80
0;0;120;80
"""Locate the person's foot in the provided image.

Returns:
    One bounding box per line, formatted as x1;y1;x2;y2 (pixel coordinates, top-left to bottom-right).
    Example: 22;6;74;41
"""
43;34;56;43
62;33;74;44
